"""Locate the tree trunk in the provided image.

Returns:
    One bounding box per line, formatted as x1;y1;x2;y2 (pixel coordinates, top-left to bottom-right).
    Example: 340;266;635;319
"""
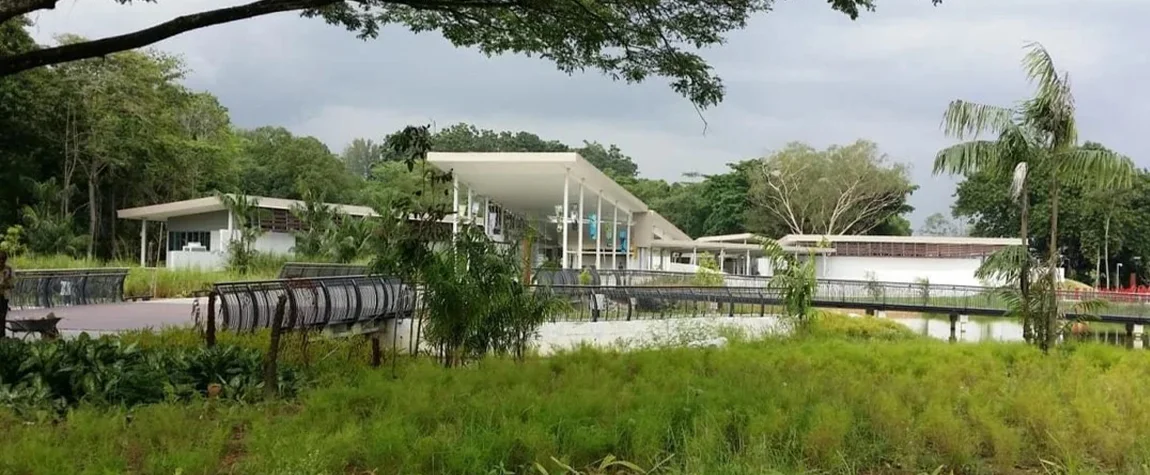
87;170;98;259
1044;169;1061;352
1095;245;1101;289
1104;214;1111;290
1019;182;1032;344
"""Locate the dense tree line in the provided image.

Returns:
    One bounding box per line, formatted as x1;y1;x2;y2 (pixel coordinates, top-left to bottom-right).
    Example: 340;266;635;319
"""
1;18;918;262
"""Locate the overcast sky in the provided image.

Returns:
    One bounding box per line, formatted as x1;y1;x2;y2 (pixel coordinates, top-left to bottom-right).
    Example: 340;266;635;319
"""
25;0;1150;228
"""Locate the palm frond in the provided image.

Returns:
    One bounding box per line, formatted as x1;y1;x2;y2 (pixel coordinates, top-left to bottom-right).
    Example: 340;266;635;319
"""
1021;42;1066;98
1067;298;1107;318
940;100;1017;139
932;140;1002;176
975;245;1032;285
1058;148;1136;189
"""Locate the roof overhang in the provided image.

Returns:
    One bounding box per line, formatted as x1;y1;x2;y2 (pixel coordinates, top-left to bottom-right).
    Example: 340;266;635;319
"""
694;233;758;243
650;239;835;255
117;195;380;221
428;152;649;217
777;234;1023;246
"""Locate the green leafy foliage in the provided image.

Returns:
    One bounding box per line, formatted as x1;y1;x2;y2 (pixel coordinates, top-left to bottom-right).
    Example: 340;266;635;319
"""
692;252;724;287
746;140;917;235
760;238;817;322
0;334;297;413
217;192;263;275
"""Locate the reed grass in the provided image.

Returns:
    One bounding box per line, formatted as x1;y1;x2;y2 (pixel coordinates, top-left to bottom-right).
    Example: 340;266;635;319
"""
3;318;1150;474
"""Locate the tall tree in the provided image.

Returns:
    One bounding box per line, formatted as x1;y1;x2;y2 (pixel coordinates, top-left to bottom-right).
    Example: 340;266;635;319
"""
236;126;357;202
745;140;915;235
918;212;967;237
341;138;384;179
577;141;639;181
0;17;63;230
937;43;1135;351
0;0;943;110
53;37;191;257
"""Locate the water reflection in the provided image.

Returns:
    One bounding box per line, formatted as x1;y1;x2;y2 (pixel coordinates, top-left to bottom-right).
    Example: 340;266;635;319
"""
890;315;1137;346
890;316;1025;343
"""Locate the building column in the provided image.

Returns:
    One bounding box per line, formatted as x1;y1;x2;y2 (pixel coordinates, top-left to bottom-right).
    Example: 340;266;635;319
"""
746;249;752;275
484;197;491;236
577;180;584;269
452;176;460;236
626;211;633;270
466;187;474;226
139;219;148;267
595;192;603;269
612;201;619;270
561;169;570;269
692;247;698;265
719;249;725;273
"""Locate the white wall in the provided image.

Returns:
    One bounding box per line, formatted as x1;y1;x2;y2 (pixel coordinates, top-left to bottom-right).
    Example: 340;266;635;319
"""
167;251;227;270
167;211;229;253
253;232;295;255
757;255;995;287
819;256;988;286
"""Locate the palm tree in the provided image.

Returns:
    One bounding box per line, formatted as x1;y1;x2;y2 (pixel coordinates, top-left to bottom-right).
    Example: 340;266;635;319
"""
934;42;1135;351
934;103;1041;343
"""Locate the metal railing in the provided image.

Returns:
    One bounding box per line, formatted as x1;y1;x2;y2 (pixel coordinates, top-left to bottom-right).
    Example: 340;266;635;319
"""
213;275;416;332
8;268;129;309
534;274;1150;323
533;268;769;288
277;262;371;279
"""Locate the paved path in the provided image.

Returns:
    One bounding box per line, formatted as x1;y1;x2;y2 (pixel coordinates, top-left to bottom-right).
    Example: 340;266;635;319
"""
9;298;202;332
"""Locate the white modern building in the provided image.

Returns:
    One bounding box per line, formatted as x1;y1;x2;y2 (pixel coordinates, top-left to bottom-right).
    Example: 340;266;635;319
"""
429;152;747;271
116;195;408;270
696;233;1022;287
117;152;727;271
117;152;1021;285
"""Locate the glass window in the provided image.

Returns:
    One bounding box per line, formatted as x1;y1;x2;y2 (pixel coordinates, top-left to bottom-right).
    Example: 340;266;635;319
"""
169;231;212;251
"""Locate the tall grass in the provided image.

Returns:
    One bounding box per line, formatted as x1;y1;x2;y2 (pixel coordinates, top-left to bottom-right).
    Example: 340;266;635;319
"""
4;328;1150;474
11;253;289;298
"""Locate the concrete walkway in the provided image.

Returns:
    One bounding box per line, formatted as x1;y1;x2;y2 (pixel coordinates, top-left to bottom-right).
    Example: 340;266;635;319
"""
9;298;201;332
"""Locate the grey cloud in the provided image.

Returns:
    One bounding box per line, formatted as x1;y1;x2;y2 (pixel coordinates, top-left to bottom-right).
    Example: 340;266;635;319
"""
28;0;1150;227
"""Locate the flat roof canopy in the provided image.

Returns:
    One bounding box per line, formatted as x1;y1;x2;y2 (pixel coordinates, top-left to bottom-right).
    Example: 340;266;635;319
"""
697;233;1022;247
428;152;649;216
650;239;834;255
117;195;378;221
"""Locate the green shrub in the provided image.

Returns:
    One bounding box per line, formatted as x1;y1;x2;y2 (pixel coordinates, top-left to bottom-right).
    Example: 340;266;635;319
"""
0;334;297;413
806;311;919;341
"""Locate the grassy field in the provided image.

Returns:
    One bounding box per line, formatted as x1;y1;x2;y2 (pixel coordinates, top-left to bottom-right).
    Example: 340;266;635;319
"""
4;316;1150;474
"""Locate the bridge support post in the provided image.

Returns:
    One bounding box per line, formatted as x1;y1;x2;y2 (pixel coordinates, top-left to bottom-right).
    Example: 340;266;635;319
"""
370;333;382;367
948;313;958;343
206;292;217;347
1134;324;1144;350
959;315;969;341
263;295;287;400
865;308;875;317
1126;323;1135;349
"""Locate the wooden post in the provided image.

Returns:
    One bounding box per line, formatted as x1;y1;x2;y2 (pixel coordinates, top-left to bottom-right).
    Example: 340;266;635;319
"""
948;313;958;343
263;295;287;400
370;332;382;367
206;292;217;347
